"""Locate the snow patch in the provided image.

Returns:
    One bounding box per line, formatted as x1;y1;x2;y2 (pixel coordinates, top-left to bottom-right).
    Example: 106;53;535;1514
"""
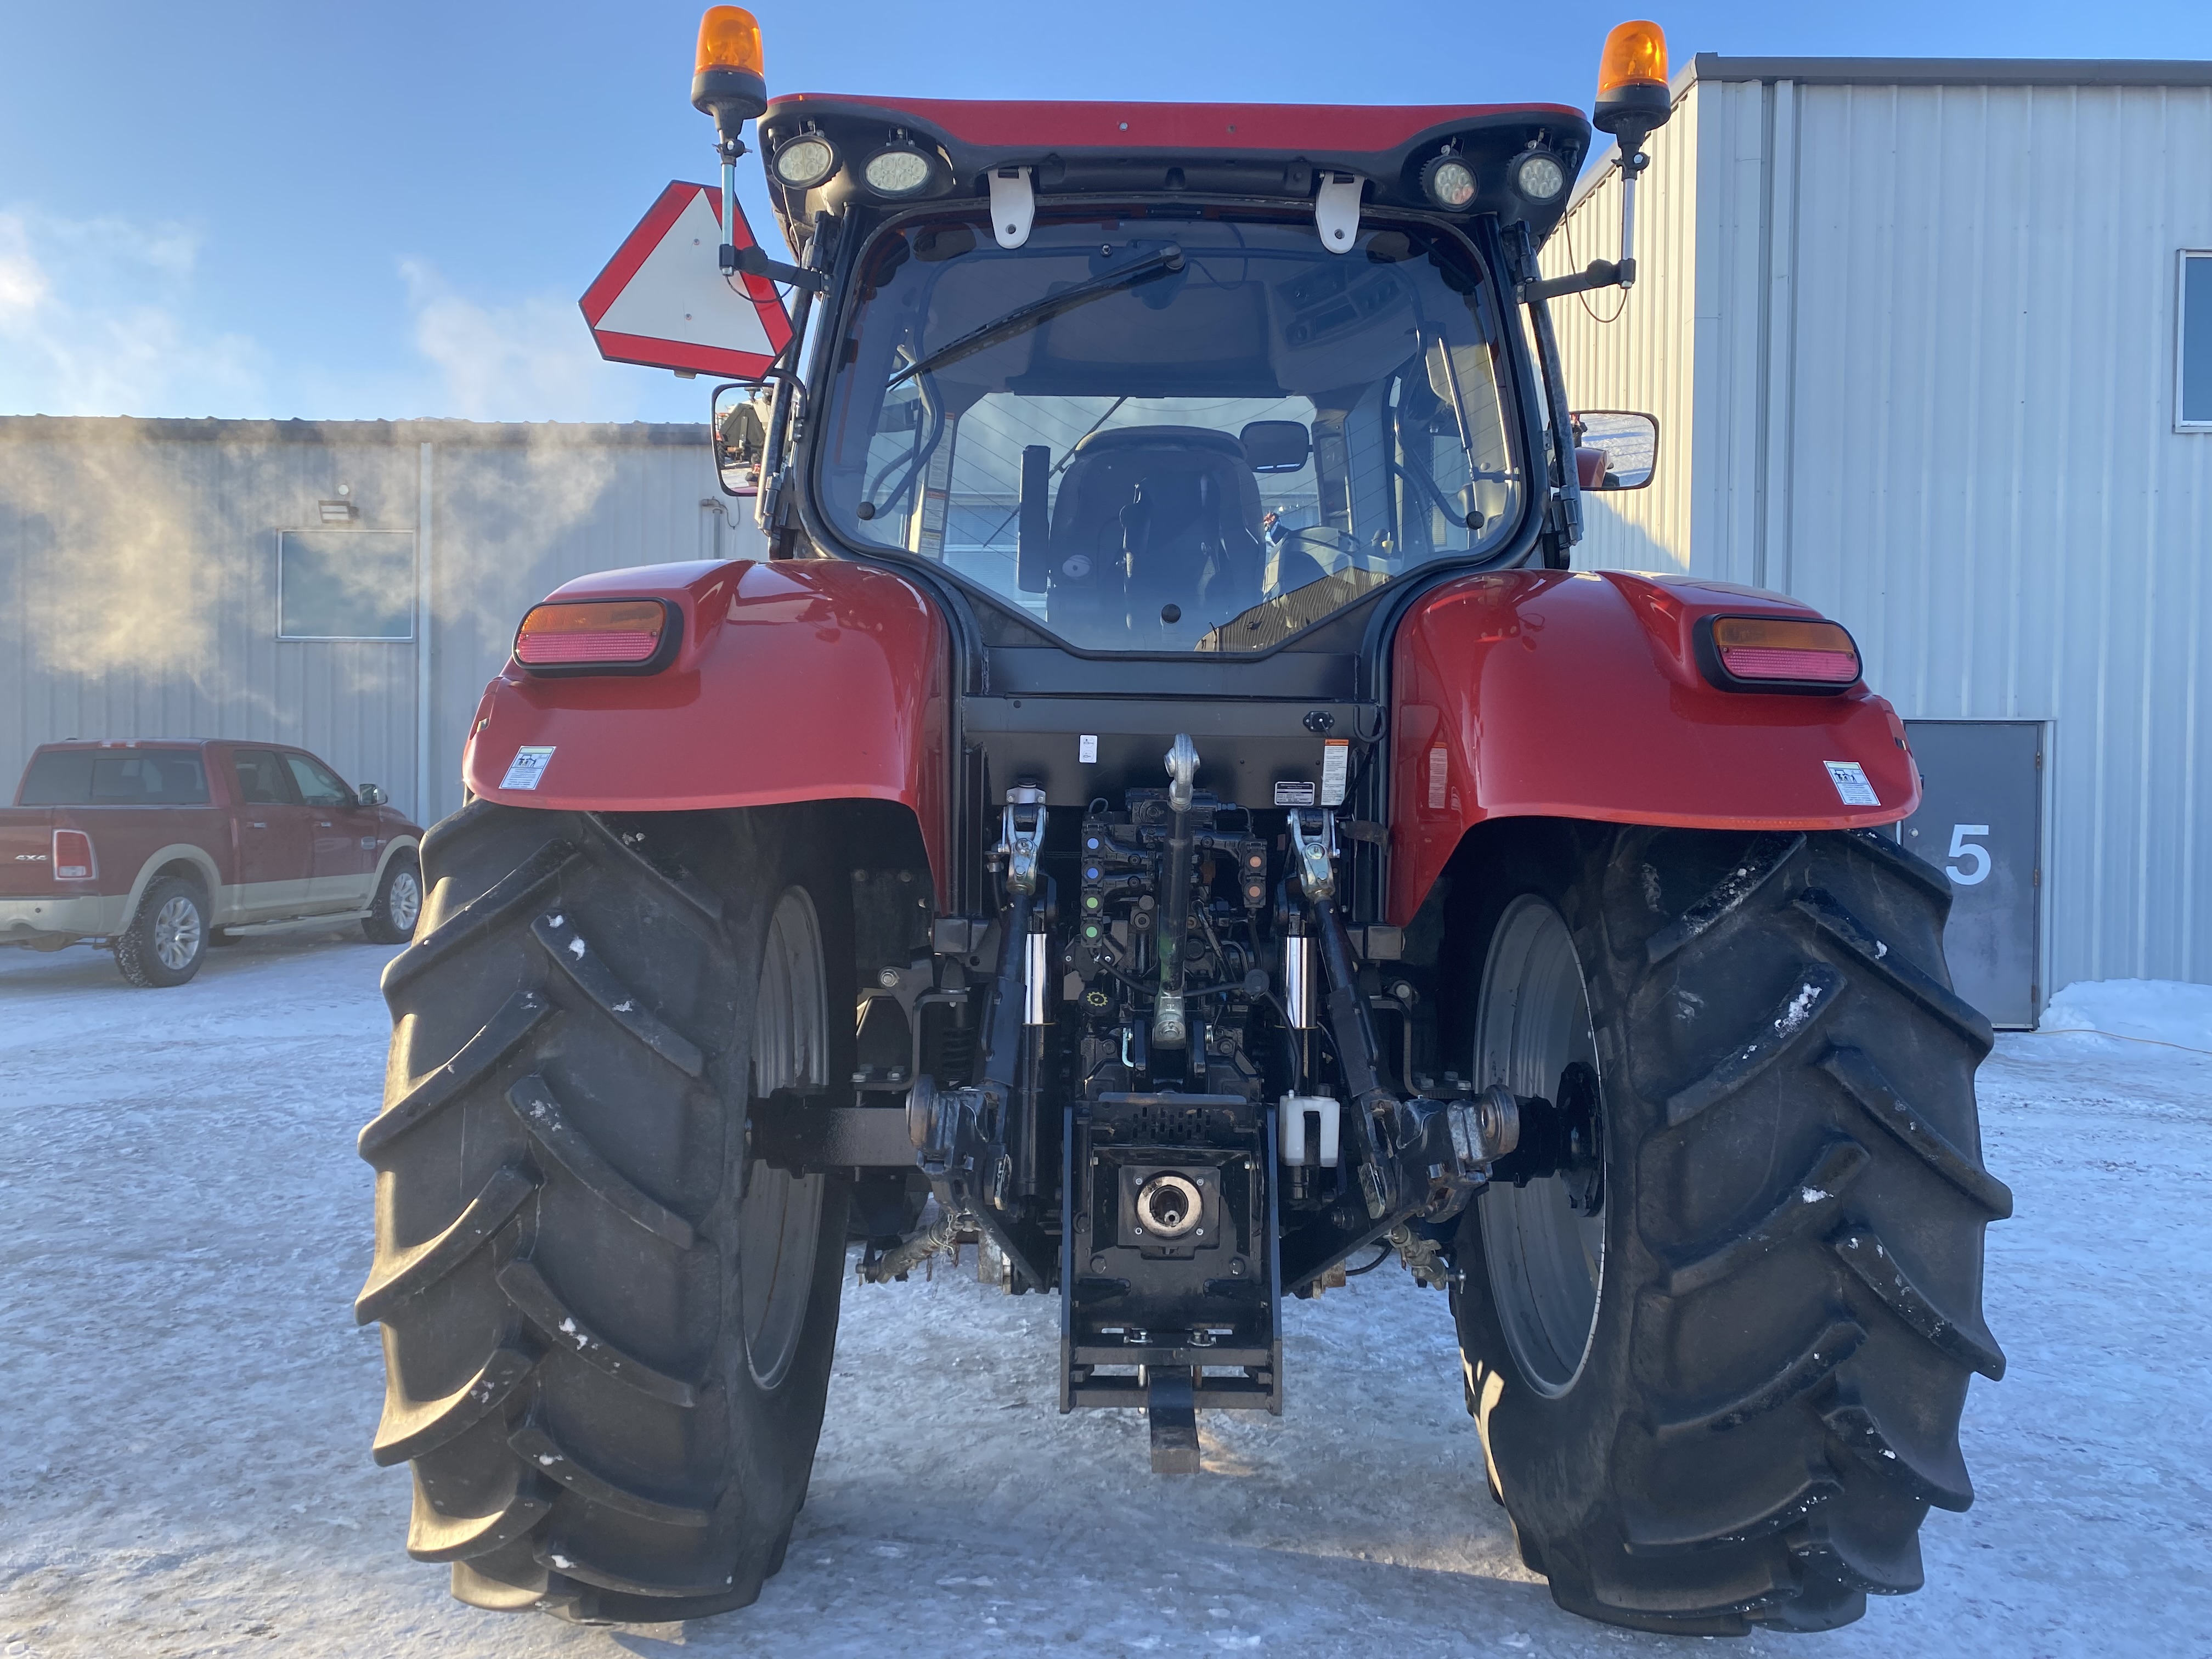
3;928;2208;1657
567;936;586;959
2039;979;2212;1053
1801;1187;1829;1204
1774;981;1822;1034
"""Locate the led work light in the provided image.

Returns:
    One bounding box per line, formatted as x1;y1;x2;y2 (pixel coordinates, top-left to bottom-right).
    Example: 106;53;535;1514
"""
862;140;935;198
771;131;840;190
1510;150;1568;205
1420;153;1479;210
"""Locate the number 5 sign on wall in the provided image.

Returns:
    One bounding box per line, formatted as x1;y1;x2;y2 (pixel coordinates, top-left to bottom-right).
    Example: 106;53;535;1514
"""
1945;824;1992;887
1897;723;2045;1029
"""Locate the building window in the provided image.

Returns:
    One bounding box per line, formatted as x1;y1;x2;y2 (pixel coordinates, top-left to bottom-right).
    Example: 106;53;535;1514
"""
2182;251;2212;432
278;530;415;640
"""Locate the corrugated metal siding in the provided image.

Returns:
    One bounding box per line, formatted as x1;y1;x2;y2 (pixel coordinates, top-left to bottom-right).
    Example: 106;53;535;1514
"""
1548;72;2212;993
1543;89;1702;573
1775;80;2212;990
0;420;759;828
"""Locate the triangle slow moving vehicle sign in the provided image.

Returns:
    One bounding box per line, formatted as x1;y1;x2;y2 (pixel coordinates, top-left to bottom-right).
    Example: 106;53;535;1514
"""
579;181;793;378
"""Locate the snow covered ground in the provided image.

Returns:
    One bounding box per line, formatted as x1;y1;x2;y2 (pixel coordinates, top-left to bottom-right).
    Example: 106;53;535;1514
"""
1;936;2206;1659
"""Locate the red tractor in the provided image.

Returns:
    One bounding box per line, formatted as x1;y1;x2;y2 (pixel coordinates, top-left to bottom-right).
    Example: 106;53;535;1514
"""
358;12;2006;1635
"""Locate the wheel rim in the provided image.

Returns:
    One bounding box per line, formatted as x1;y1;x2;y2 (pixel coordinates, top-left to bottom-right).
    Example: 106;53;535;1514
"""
739;888;828;1390
1477;895;1605;1397
153;895;203;972
388;868;421;933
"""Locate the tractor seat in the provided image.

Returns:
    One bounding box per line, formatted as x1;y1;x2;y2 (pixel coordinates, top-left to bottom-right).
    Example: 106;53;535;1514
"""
1044;427;1267;626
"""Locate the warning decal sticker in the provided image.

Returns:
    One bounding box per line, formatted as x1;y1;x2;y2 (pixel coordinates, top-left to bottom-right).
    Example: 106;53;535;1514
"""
1824;760;1880;806
501;746;556;791
1319;738;1350;807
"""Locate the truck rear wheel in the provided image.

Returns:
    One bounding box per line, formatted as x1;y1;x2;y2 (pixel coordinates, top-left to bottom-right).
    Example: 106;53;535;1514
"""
361;851;423;944
1448;821;2009;1634
357;800;852;1623
114;874;208;987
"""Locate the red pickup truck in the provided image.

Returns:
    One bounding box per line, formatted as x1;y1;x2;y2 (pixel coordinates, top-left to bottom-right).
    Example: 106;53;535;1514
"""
0;740;424;986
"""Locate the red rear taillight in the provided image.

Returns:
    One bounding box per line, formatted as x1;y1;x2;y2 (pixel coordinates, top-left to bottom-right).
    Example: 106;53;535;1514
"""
513;600;679;675
52;828;95;881
1700;615;1861;692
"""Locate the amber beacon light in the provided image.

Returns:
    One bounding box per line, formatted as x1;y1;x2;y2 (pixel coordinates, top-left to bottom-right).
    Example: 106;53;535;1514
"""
1598;22;1668;98
692;7;768;278
1594;20;1671;141
692;7;766;134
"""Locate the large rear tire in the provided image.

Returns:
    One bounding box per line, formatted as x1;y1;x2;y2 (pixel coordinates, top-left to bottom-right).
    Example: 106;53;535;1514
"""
1448;821;2010;1634
357;800;853;1622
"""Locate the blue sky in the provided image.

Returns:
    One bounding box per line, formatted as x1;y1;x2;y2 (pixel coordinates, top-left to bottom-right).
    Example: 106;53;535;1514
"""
2;1;2207;425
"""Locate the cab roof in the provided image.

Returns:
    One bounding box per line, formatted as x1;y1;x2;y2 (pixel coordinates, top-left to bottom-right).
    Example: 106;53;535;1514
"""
759;95;1592;252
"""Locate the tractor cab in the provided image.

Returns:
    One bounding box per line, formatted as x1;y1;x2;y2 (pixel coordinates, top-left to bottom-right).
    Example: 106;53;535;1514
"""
747;96;1588;661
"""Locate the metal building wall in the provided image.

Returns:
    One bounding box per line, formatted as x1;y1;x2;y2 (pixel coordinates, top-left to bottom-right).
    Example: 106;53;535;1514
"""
0;419;762;830
1541;78;1703;573
1545;59;2212;994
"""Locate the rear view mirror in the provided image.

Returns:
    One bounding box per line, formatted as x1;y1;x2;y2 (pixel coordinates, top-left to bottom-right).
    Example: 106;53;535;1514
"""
356;783;388;806
1240;420;1311;474
1570;410;1658;490
712;382;772;495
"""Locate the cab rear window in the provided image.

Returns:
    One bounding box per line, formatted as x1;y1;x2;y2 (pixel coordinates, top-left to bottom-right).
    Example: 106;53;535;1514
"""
18;749;211;806
822;215;1524;654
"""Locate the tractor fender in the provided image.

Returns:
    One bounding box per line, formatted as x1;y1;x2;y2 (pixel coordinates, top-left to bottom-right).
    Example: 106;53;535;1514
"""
464;558;950;896
1387;569;1919;927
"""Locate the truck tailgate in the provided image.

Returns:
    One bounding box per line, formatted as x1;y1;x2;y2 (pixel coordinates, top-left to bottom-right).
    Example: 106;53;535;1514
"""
0;811;60;898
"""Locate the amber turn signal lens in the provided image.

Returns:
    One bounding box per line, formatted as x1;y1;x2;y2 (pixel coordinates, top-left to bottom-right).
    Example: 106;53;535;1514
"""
515;601;669;668
1711;616;1860;684
695;6;763;77
1598;20;1669;94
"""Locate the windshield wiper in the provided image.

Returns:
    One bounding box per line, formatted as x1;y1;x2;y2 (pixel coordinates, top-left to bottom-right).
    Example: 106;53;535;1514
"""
887;244;1185;389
